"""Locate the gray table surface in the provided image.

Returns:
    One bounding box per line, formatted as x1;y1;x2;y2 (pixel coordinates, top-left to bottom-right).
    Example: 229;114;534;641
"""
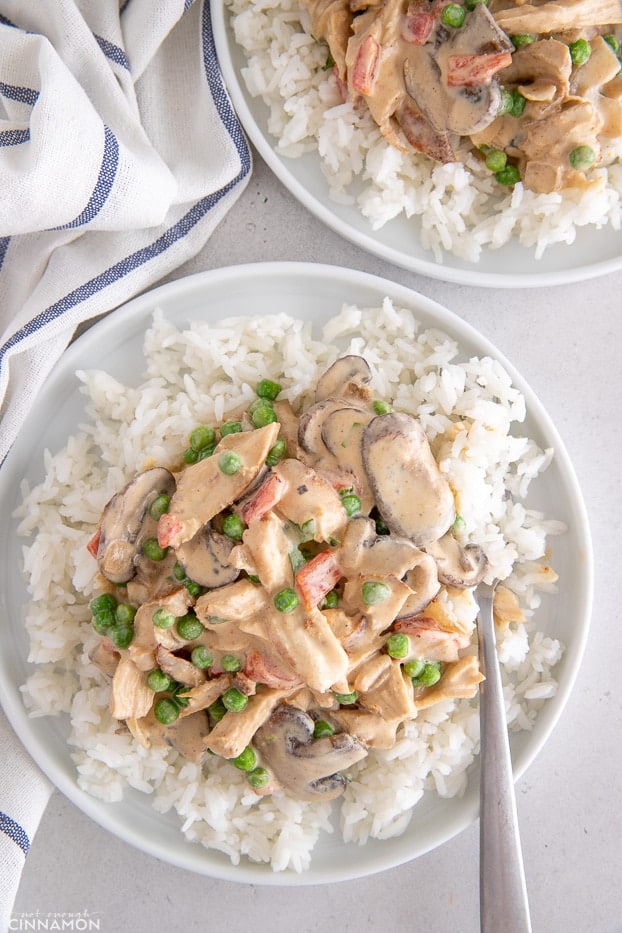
14;149;622;933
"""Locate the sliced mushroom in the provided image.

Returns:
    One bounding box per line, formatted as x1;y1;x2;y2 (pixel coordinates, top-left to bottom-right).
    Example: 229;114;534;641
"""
337;515;430;578
424;533;488;588
175;525;239;588
314;355;372;402
252;705;367;801
96;467;175;583
398;553;441;616
361;413;455;547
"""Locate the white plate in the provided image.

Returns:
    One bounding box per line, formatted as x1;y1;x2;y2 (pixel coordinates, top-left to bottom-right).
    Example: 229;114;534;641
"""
210;2;622;288
0;262;593;884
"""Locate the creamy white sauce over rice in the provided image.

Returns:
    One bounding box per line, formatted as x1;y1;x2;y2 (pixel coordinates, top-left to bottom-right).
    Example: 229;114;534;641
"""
15;301;565;872
226;0;622;263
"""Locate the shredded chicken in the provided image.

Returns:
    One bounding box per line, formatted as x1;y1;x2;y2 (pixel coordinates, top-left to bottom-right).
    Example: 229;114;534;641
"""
299;0;622;193
87;355;542;801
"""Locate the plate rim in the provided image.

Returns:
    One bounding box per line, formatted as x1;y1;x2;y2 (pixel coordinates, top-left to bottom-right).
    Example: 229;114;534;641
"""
0;261;594;883
209;0;622;288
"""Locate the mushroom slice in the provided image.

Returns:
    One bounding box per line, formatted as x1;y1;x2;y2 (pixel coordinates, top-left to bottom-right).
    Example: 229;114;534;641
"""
361;413;455;547
337;515;429;578
175;525;239;589
315;355;373;403
398;553;441;616
424;533;487;588
253;705;367;802
95;467;175;583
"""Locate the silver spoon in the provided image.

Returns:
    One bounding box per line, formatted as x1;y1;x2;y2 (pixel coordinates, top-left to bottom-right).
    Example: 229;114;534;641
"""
477;580;532;933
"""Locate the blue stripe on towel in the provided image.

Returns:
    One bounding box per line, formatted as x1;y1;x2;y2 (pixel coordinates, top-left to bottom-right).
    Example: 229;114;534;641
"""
0;810;30;855
0;0;251;396
0;238;10;271
0;80;39;106
94;34;130;71
56;126;119;229
0;128;29;146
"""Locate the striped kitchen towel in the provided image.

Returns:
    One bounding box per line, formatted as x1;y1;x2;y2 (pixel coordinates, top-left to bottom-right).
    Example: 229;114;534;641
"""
0;708;52;932
0;0;251;463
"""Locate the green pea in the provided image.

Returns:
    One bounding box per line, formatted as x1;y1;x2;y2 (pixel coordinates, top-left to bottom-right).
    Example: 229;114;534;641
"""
191;646;214;669
510;89;526;118
361;580;391;605
341;493;362;517
495;164;521;186
152;607;176;629
197;444;216;460
569;38;591;65
220;420;242;436
208;697;227;724
374;515;390;536
92;611;114;635
108;622;134;649
452;513;467;535
322;589;339;609
299;518;316;541
441;3;466;27
484;148;507;173
246;767;271;790
218;451;241;475
173;561;188;582
511;33;535;47
372;400;392;415
183;447;199;464
184;579;202;598
498;87;514;116
404;658;426;679
386;633;409;660
222;513;245;540
569;145;596;171
233;746;257;771
221;654;242;673
273;587;299;613
604;34;620;54
90;593;117;615
222;687;249;713
413;661;442;687
250;401;277;428
189;424;216;452
313;720;335;738
266;438;287;466
147;669;173;692
256;378;282;401
464;0;488;8
142;537;168;562
115;603;136;625
333;690;359;705
176;614;205;641
148;494;170;520
154;697;180;725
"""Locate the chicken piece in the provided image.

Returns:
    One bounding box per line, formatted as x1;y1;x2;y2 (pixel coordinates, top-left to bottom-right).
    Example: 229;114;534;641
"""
300;0;353;77
333;708;400;749
204;687;293;758
393;614;471;662
243;649;303;689
342;573;412;634
157;423;280;548
234;511;293;593
357;658;417;721
272;458;348;543
413;655;484;709
262;604;350;694
178;674;232;717
493;0;622;34
194;578;269;626
155;645;206;688
109;657;154;720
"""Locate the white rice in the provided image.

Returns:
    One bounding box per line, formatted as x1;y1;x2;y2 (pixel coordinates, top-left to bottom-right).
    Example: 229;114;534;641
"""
15;300;565;872
227;0;622;263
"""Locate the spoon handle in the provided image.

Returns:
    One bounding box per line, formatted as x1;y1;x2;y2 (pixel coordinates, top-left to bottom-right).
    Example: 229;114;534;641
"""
478;584;532;933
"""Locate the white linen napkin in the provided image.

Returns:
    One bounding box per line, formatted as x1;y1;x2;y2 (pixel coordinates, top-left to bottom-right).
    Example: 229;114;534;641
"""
0;0;250;922
0;0;251;464
0;708;53;932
